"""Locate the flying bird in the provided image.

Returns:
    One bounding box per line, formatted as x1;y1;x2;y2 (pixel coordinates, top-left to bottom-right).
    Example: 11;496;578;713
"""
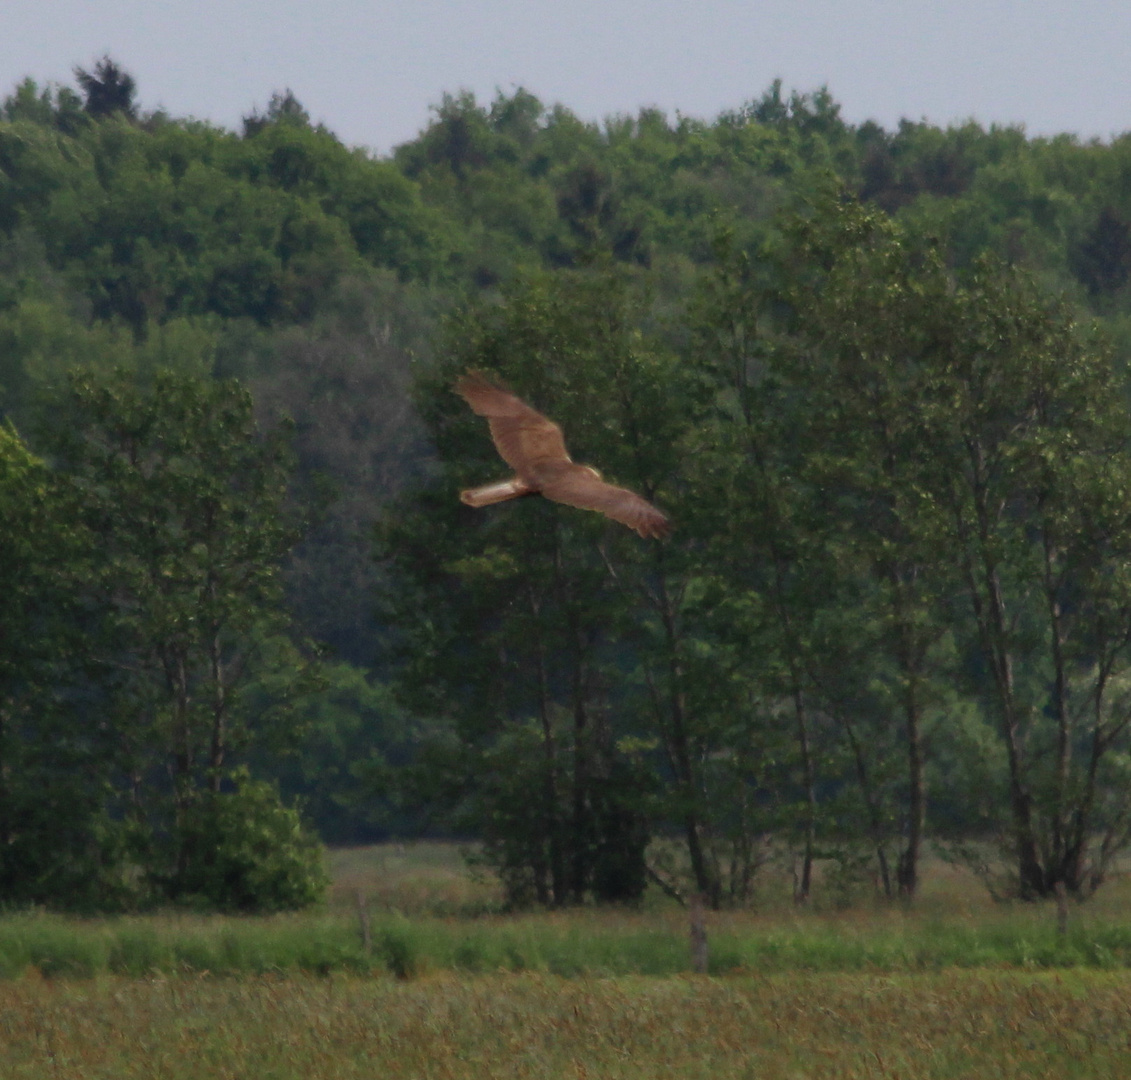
455;372;671;539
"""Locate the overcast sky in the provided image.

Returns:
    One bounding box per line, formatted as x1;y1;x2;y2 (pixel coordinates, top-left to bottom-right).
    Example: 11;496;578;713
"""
4;0;1130;155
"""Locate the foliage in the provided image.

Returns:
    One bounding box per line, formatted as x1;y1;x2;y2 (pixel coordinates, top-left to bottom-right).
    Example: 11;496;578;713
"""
761;198;1131;899
0;423;132;907
74;56;138;120
257;660;416;844
0;367;327;911
248;270;442;666
377;267;684;906
0;75;444;337
378;194;1131;908
163;773;328;912
10;60;1131;901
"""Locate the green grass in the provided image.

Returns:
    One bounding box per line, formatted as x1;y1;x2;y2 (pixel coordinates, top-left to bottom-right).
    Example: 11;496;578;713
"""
0;843;1127;980
0;896;1128;980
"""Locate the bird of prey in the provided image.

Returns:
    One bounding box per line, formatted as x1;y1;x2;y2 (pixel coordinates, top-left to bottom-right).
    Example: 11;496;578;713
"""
455;371;671;539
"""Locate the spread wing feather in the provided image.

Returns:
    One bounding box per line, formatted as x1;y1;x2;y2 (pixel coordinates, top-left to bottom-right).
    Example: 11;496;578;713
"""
538;465;671;539
456;371;671;539
455;372;570;478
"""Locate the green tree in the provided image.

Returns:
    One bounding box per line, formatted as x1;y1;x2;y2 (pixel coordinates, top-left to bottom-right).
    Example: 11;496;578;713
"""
0;423;129;906
40;368;324;908
380;265;810;908
74;57;138;121
1;78;86;134
378;268;694;905
780;204;967;898
169;770;328;911
685;229;842;903
250;271;439;668
922;263;1131;897
775;196;1131;899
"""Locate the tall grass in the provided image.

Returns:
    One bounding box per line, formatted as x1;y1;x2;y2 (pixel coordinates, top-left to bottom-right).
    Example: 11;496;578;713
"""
6;846;1131;1079
3;971;1130;1079
0;905;1129;980
0;843;1128;979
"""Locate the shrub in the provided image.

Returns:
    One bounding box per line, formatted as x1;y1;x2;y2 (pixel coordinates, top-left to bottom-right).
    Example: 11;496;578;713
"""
164;778;328;913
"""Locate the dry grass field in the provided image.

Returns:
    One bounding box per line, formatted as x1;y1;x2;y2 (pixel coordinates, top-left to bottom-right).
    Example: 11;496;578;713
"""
1;843;1130;1078
2;970;1129;1079
325;841;501;915
324;840;1131;923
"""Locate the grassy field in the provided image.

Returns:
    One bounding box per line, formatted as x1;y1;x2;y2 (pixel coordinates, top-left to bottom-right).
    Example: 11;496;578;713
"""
2;844;1130;1078
2;970;1129;1078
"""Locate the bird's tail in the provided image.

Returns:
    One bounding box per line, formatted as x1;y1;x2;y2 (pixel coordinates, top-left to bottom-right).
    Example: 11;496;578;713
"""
460;477;535;508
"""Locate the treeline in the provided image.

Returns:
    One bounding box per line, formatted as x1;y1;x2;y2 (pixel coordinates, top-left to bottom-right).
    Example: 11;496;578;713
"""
383;211;1131;910
2;59;1131;909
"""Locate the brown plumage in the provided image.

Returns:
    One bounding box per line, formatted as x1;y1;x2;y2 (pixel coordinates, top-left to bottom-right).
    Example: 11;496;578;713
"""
455;372;671;539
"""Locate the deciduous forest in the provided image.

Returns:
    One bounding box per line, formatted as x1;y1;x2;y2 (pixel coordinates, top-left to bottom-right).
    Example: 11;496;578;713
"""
4;58;1131;912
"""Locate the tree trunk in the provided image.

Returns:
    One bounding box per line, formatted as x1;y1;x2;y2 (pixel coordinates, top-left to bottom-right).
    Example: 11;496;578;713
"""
656;569;718;907
1042;527;1072;886
897;661;925;900
961;452;1045;896
841;712;894;899
982;566;1045;895
567;599;592;905
791;680;816;904
208;628;225;794
529;591;566;905
0;709;8;849
569;665;590;904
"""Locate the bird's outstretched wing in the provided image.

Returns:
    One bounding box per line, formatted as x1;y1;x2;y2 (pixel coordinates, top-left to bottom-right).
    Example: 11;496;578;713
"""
456;371;671;539
539;464;671;539
455;372;570;480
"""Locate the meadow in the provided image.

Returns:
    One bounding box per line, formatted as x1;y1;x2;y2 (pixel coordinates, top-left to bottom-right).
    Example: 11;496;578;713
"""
2;844;1131;1078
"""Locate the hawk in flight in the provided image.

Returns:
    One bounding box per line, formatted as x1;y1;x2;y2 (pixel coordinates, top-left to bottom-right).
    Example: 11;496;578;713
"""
456;372;671;539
